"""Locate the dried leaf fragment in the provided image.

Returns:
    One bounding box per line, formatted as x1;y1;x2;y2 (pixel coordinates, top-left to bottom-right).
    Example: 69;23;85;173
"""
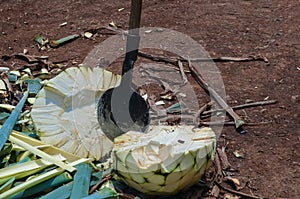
109;21;117;28
59;22;68;27
155;100;165;106
233;149;245;159
34;35;48;46
0;79;7;94
22;68;32;75
210;185;220;197
224;176;243;190
160;91;175;100
84;32;93;39
224;193;240;199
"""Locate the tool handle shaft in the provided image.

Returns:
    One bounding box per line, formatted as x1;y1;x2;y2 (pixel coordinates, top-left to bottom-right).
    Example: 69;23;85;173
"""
122;0;142;75
129;0;142;35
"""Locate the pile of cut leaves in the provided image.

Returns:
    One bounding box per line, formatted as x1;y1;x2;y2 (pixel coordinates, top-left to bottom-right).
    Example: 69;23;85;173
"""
0;63;123;199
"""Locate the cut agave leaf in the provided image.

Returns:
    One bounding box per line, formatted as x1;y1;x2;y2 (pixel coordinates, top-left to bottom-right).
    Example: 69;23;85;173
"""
0;177;15;194
82;187;118;199
25;78;42;95
112;125;216;195
39;182;73;199
31;67;122;160
0;158;88;199
0;159;54;185
70;163;93;199
50;34;80;48
8;172;72;199
0;79;7;94
0;104;15;112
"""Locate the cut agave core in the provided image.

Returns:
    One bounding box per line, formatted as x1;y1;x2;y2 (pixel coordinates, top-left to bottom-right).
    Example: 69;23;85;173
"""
112;125;216;195
31;66;122;160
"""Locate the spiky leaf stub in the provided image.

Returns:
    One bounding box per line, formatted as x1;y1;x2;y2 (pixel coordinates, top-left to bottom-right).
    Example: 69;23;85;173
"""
112;125;216;195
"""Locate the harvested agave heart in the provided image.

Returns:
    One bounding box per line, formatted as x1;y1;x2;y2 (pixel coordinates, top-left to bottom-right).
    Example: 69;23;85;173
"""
31;66;122;160
112;125;216;195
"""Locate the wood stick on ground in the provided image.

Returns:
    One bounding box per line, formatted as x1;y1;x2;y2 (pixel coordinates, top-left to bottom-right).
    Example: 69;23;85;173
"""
138;51;268;65
182;55;269;63
200;121;272;126
214;152;223;184
150;115;272;127
138;53;191;74
216;182;263;199
186;57;245;128
117;193;136;199
201;99;277;117
151;115;195;125
89;173;114;194
217;147;231;170
138;51;178;65
178;60;188;84
214;155;262;199
115;188;136;199
194;102;213;126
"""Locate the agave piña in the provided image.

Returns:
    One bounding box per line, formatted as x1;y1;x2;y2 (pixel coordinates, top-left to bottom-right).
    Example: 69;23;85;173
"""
112;125;216;195
31;67;121;160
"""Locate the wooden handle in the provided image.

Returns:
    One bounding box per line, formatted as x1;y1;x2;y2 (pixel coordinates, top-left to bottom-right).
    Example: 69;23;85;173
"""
122;0;143;75
129;0;142;35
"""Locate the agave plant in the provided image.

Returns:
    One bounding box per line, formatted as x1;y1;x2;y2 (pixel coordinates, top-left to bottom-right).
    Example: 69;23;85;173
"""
112;125;216;195
31;66;122;160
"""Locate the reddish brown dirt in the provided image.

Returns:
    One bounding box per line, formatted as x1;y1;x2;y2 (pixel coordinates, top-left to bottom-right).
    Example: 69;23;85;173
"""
1;0;299;198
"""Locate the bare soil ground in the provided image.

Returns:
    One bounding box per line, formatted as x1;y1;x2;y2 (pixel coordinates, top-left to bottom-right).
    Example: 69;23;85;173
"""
1;0;299;198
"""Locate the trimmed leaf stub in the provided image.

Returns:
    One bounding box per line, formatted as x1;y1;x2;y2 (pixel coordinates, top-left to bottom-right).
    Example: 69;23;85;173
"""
112;125;216;195
31;67;122;160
